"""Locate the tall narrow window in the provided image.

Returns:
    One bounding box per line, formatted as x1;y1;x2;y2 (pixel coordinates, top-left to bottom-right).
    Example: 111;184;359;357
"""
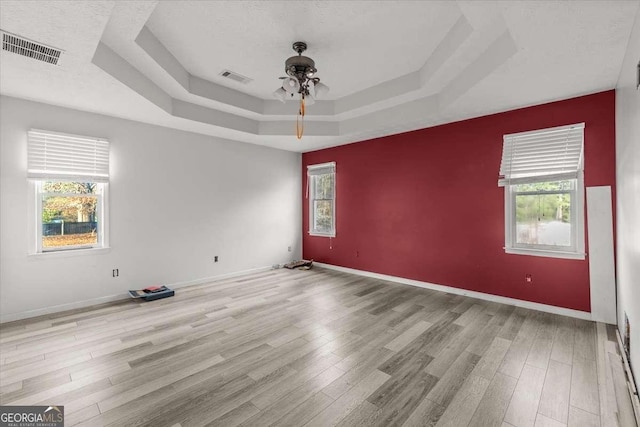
28;129;109;253
308;162;336;237
498;123;585;259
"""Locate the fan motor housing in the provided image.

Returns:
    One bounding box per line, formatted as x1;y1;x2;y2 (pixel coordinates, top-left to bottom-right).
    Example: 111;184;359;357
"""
285;55;316;78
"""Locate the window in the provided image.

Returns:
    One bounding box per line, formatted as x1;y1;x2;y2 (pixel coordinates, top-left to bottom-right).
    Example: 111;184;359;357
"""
308;162;336;237
499;123;585;259
28;129;109;253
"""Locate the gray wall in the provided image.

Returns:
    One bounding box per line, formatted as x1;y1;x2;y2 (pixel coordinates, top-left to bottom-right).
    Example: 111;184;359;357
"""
0;96;302;321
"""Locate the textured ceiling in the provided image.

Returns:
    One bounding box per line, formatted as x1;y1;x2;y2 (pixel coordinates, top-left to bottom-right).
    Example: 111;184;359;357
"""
146;1;460;99
0;0;638;153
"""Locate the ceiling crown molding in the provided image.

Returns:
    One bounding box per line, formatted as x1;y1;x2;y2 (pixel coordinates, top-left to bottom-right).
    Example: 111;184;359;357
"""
93;14;518;140
2;1;637;152
133;16;477;118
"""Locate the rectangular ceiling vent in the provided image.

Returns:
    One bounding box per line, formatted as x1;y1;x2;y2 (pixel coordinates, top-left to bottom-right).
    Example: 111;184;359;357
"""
219;69;252;84
1;30;63;65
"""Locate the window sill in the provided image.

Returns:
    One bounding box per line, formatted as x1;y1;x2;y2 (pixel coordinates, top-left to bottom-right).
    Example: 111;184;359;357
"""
505;247;586;260
29;247;110;260
309;232;336;238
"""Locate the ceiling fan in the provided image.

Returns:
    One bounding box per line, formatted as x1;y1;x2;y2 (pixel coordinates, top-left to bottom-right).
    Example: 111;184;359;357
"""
273;42;329;139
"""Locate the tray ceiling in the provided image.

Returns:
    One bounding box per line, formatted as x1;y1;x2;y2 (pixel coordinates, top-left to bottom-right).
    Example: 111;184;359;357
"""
0;1;637;152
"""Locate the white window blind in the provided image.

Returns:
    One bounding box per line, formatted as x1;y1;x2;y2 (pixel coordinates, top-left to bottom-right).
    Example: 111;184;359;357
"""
498;123;584;186
307;162;335;177
28;129;109;182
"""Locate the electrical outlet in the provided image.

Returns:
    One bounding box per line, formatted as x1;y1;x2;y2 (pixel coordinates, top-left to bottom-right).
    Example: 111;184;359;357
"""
288;246;292;252
112;269;119;277
525;273;532;283
214;256;218;263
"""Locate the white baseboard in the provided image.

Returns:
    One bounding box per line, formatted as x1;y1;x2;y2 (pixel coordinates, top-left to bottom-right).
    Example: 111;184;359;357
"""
0;294;127;324
315;262;593;321
2;262;593;323
0;265;275;323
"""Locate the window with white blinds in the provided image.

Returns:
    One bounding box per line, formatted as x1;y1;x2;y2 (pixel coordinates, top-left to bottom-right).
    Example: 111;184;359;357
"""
308;162;336;237
308;162;335;178
498;123;584;186
499;123;586;259
27;129;109;182
27;129;110;254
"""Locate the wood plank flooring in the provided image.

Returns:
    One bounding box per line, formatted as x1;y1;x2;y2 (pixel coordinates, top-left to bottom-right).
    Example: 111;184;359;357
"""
0;268;636;427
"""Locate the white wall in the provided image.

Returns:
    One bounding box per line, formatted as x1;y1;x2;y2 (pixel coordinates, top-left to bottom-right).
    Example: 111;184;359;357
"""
0;96;302;322
615;9;640;380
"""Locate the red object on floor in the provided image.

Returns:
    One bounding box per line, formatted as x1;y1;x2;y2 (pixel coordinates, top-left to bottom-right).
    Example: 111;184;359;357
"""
144;286;162;291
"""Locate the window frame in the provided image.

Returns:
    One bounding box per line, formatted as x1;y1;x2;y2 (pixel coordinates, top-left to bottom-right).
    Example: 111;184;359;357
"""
308;162;336;238
504;174;585;259
33;181;109;254
27;129;110;256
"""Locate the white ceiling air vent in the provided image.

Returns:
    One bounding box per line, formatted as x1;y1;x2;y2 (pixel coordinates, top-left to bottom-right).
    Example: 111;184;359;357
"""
219;69;252;84
1;30;62;65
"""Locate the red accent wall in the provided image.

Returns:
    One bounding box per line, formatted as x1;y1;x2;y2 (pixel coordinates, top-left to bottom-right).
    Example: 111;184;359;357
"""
302;91;616;312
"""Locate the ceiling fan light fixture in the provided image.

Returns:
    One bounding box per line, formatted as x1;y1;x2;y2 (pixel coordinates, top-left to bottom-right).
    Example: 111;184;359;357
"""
304;93;315;106
282;76;300;94
307;80;316;98
273;87;287;102
274;41;328;140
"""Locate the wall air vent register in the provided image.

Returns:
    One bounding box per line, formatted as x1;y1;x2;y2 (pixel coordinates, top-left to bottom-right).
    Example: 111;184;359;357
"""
219;69;252;84
1;30;62;65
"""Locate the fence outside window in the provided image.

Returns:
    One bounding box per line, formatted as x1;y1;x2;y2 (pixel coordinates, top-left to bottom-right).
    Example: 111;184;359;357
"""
42;221;98;236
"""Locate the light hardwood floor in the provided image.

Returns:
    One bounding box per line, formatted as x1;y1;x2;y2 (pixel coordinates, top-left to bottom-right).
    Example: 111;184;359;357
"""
0;268;636;427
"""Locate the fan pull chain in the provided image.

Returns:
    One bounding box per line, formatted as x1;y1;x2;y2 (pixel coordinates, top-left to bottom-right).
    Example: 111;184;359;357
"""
296;97;305;140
